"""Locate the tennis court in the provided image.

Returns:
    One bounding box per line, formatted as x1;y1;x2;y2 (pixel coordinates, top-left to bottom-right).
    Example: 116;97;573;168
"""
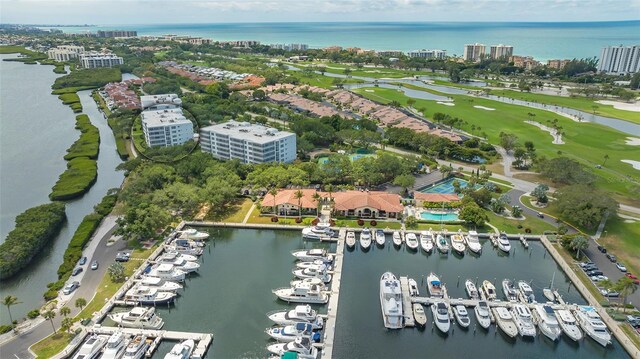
419;177;479;194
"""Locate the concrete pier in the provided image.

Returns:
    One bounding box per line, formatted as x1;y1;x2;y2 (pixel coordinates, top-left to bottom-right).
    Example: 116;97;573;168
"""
321;234;345;359
399;277;415;327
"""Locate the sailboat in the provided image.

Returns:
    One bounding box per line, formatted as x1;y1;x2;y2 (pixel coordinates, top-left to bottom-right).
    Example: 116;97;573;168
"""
543;272;556;302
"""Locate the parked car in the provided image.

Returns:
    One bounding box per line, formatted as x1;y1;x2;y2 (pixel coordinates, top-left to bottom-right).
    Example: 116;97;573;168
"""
583;265;598;271
627;315;640;328
600;289;620;297
586;270;603;276
606;254;617;262
115;252;131;262
579;262;595;268
616;263;627;272
597;245;606;253
62;281;80;295
91;261;99;270
590;275;608;282
79;256;87;265
626;273;638;280
71;267;83;276
537;212;544;218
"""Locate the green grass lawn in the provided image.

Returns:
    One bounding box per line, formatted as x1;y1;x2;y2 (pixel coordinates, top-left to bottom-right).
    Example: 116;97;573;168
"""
600;215;640;277
218;198;254;223
32;332;74;358
286;70;364;89
484;211;556;234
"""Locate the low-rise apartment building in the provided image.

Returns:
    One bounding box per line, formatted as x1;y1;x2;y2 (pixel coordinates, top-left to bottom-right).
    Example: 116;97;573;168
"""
141;109;194;147
407;49;447;59
47;45;84;62
140;94;182;111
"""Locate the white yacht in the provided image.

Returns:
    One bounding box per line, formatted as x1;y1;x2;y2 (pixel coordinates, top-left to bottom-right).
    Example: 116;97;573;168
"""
481;280;497;301
555;309;583;342
431;301;451;333
164;241;203;256
427;273;444;298
392;231;402;246
574;306;611;347
517;281;536;304
543;272;556;302
147;263;186;282
268;305;323;327
465;279;479;299
497;232;511;253
292;265;332;283
290;277;326;290
502;279;518;302
266;322;315;342
163;339;194;359
121;334;150;359
159;251;198;262
450;233;466;255
375;229;386;246
360;228;372;249
139;276;182;293
465;230;482;254
345;230;356;248
267;337;318;359
295;260;331;270
101;332;129;359
453;305;471;328
511;304;536;338
405;232;419;250
73;334;107;359
109;307;164;329
408;278;419;297
124;285;176;305
273;282;328;304
302;223;333;240
435;234;449;253
493;307;518;338
173;238;204;248
474;301;492;329
419;231;433;252
532;304;562;341
291;249;332;263
155;255;200;273
179;228;209;240
379;272;403;329
413;303;427;327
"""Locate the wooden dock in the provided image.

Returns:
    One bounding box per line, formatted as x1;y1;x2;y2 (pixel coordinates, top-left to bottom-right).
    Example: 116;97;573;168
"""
320;234;345;359
399;277;415;327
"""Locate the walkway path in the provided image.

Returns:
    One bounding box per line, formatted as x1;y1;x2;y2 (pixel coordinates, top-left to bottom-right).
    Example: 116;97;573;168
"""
242;203;256;224
494;146;514;178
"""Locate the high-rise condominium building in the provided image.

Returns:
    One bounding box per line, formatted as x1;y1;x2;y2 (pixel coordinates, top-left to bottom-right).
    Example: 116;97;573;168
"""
598;45;640;75
490;44;513;60
463;43;486;62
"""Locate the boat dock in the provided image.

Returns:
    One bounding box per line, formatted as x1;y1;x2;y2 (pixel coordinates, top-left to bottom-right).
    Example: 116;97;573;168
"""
399;277;415;327
321;231;345;359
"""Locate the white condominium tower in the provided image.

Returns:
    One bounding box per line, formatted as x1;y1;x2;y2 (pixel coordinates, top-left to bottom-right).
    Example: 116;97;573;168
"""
463;43;486;62
598;45;640;75
490;44;514;59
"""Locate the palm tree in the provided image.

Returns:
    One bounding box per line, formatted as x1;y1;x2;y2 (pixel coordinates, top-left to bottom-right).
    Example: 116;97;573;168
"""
616;277;638;313
294;190;304;219
43;310;56;334
324;184;334;204
59;306;71;318
269;188;279;216
2;295;21;327
602;154;609;166
75;297;87;311
312;192;322;215
570;235;589;260
61;317;73;334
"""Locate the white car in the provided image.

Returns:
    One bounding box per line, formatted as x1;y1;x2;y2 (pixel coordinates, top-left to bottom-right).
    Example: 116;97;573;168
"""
590;275;608;282
63;281;80;295
616;263;627;272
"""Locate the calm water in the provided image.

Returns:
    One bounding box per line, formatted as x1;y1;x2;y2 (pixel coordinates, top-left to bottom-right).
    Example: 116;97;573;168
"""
46;21;640;60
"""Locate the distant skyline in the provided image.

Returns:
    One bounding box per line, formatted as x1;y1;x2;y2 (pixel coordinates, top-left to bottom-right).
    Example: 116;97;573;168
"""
2;0;640;25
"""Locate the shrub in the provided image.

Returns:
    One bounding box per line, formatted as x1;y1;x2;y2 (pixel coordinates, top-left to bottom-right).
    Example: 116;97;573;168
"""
43;289;58;301
64;115;100;160
357;219;364;226
370;220;378;227
50;157;98;200
271;216;279;223
524;228;532;233
0;325;12;334
27;309;41;319
295;218;302;223
53;68;121;89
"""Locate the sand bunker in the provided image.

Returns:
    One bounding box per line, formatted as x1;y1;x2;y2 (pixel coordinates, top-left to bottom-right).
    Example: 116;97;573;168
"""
525;121;565;144
621;159;640;170
473;105;495;111
364;89;374;92
596;100;640;112
437;101;455;106
625;137;640;146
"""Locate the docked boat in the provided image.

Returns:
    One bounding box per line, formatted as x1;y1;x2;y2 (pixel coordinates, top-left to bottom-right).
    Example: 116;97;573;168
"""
109;307;164;329
517;281;536;304
267;337;318;359
268;305;323;327
266;322;316;342
413;303;427;327
555;309;583;342
511;304;536;338
465;279;479;299
122;334;150;359
453;305;471;328
379;272;403;329
147;263;186;282
360;228;372;249
302;223;334;240
179;228;209;240
427;273;444;298
502;279;518;302
474;301;491;329
291;249;332;263
465;230;482;254
375;229;386;246
155;254;200;273
346;230;356;248
405;233;419;250
543;272;556;302
101;331;129;359
292;265;332;283
124;285;176;305
73;334;107;359
532;304;562;341
164;339;194;359
450;233;466;255
436;234;449;254
493;307;518;338
273;282;328;304
290;277;326;290
497;232;511;253
159;251;198;262
574;306;611;347
419;231;433;252
173;238;204;248
431;301;451;333
481;280;497;301
296;260;332;270
392;231;402;247
164;241;203;256
139;276;182;293
408;278;419;297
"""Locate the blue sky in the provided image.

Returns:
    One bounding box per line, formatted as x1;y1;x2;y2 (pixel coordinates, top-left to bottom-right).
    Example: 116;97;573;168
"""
2;0;639;24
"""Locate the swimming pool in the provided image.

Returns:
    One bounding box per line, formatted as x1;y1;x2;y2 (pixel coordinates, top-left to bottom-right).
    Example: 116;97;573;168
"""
420;177;479;194
419;211;460;221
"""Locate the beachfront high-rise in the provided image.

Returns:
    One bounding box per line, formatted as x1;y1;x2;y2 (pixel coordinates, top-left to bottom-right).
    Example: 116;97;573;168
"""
200;121;296;164
490;44;513;60
463;43;486;62
598;45;640;75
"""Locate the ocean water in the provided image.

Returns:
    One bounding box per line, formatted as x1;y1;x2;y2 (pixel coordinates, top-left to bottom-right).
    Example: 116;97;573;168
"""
47;21;640;60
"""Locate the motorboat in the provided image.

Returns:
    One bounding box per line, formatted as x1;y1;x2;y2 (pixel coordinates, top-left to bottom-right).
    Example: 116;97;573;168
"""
555;309;583;342
380;272;403;329
413;303;427;327
139;276;182;293
164;241;203;256
268;305;323;327
124;285;176;305
72;334;107;359
267;337;318;359
493;307;518;338
431;301;451;333
408;278;419;297
427;273;444;298
465;279;479;299
497;232;511;253
543;272;556;302
436;234;449;254
517;281;536;304
266;322;316;342
147;263;186;282
574;306;611;347
291;249;332;263
453;305;471;328
474;301;491;329
109;307;164;329
296;260;332;271
419;231;433;252
179;228;209;240
164;339;194;359
302;223;334;240
101;331;129;359
375;229;386;246
290;277;326;290
346;230;356;248
360;228;372;249
450;233;466;255
405;233;419;250
392;231;402;246
481;280;497;301
155;254;200;273
465;230;482;254
122;334;150;359
159;251;198;262
273;282;328;304
532;304;562;341
173;238;204;248
292;265;332;283
502;279;518;302
511;304;536;338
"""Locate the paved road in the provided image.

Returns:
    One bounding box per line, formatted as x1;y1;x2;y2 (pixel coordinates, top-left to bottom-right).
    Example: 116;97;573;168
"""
2;219;126;359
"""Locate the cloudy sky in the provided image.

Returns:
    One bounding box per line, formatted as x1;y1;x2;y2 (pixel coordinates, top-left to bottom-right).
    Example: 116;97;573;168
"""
2;0;639;24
